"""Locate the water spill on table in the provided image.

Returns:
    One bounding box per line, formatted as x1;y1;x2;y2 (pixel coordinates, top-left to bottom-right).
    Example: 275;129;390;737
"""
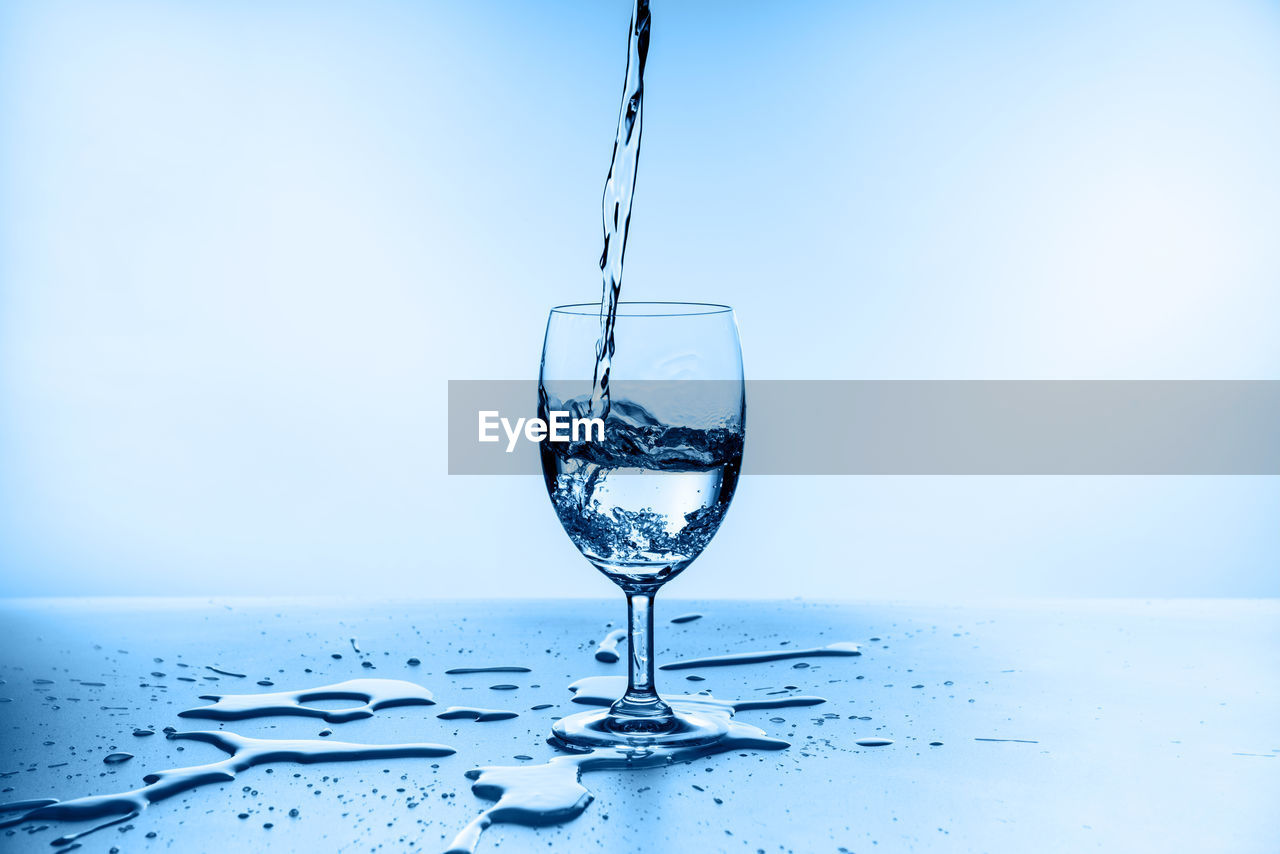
3;598;1246;852
1;625;877;853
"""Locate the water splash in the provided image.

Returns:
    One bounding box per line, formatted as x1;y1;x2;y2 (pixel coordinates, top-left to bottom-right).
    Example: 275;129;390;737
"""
444;678;824;854
587;0;651;418
593;629;627;663
177;678;435;723
437;707;520;723
7;731;454;827
659;642;861;671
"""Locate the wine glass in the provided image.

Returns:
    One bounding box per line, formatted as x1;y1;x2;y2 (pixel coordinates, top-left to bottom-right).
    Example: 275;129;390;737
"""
539;302;745;749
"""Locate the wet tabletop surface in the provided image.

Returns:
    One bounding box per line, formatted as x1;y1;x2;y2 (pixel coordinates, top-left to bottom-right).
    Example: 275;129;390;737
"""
1;598;1276;853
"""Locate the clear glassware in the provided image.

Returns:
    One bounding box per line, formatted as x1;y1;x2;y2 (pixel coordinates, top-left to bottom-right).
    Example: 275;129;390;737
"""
539;302;745;749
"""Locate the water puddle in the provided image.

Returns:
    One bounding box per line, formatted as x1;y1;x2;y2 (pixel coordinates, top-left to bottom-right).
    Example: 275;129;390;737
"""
0;799;58;830
177;678;435;723
593;629;627;663
444;667;532;675
444;643;837;853
566;675;826;712
660;642;860;671
2;731;454;840
444;682;819;854
437;707;520;723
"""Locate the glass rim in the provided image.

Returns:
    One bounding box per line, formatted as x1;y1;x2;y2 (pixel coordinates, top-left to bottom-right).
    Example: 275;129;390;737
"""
549;301;733;318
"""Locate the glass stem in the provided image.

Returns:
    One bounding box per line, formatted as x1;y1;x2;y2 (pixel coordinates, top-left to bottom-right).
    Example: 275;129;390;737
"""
609;590;675;727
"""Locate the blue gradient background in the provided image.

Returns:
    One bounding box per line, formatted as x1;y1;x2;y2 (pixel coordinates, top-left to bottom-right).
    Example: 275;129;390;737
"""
1;0;1277;598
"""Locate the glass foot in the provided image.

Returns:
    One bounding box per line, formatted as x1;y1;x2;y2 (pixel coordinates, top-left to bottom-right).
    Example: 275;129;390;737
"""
551;707;730;752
